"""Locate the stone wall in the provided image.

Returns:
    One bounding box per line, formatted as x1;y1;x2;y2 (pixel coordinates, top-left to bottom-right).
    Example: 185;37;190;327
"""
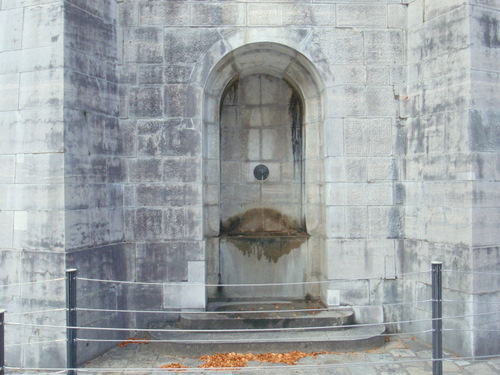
62;0;135;364
405;0;500;356
0;0;66;368
1;0;499;368
469;1;500;356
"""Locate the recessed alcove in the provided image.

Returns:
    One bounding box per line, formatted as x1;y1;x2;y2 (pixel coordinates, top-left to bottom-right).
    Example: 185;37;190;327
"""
202;43;325;301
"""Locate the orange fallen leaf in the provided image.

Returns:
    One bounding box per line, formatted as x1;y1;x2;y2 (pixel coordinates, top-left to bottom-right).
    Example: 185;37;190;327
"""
118;337;149;347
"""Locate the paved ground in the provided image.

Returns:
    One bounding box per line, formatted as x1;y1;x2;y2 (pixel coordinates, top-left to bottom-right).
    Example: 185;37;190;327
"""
82;335;500;374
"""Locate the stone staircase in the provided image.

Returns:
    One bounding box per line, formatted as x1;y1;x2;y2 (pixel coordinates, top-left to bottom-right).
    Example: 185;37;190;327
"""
149;299;386;355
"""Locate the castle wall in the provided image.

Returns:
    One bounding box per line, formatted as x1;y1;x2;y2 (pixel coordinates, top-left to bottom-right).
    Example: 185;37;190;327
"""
405;0;500;356
0;0;499;368
469;2;500;356
0;0;66;368
62;0;136;364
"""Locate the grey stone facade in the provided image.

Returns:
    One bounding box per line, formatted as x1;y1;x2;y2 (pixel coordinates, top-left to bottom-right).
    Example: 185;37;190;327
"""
0;0;499;368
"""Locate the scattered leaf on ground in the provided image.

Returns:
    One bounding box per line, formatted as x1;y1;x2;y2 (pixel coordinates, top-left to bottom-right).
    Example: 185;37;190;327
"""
118;337;149;347
198;350;330;368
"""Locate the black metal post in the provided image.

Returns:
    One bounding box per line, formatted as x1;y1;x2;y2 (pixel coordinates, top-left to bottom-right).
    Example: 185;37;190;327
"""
66;269;77;375
0;309;4;375
432;261;443;375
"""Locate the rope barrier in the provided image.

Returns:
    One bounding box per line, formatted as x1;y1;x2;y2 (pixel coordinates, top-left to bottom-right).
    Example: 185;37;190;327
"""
5;339;66;348
76;270;432;287
443;299;500;305
75;299;433;315
5;308;66;316
443;328;500;333
3;320;388;333
76;330;433;344
5;310;499;334
442;270;500;276
0;277;65;288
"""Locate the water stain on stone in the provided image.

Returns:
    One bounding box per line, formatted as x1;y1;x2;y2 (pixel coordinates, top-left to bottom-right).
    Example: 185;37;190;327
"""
220;208;308;262
223;236;308;263
220;208;305;235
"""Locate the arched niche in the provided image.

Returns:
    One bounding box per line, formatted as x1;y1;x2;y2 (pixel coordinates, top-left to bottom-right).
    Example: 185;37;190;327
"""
202;42;326;300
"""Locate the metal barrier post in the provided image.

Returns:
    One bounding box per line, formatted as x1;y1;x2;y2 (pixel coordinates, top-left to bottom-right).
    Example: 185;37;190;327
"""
1;309;4;375
66;269;77;375
432;261;443;375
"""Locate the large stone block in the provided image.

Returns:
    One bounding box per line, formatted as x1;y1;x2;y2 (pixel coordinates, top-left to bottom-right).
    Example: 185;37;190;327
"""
164;65;192;84
138;119;201;157
346;206;368;239
345;157;367;181
0;212;14;249
337;4;387;28
0;7;23;51
163;158;201;183
473;208;500;247
282;4;336;26
0;73;19;111
164;28;220;64
470;109;500;152
326;206;345;238
138;65;163;85
365;30;404;64
318;29;364;64
127;86;162;118
65;2;115;60
345;118;392;156
326;278;370;306
128;158;162;182
367;157;399;181
65;209;91;249
471;71;500;110
124;27;163;63
139;1;189;26
20;250;66;301
15;153;64;184
368;206;404;239
388;4;407;29
131;208;162;240
325;183;346;205
22;2;63;49
409;6;469;63
164;84;202;118
366;86;399;117
0;155;15;182
163;207;185;240
89;208;111;246
192;3;245;26
346;182;393;206
66;70;118;115
325;157;345;182
424;0;466;22
0;184;64;210
136;184;202;207
247;3;282;26
0;50;21;75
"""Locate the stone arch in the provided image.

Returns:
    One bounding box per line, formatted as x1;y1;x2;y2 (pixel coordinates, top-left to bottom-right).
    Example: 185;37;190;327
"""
201;41;326;299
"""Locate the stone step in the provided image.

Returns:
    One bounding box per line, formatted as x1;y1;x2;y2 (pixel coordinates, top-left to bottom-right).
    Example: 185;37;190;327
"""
179;302;354;330
148;300;386;355
149;324;387;356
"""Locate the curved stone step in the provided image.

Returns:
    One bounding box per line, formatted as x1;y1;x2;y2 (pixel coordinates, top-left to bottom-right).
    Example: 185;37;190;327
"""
149;323;387;356
180;305;354;330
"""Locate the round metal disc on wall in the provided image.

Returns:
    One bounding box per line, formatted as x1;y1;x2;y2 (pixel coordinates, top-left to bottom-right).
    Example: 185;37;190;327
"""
253;164;269;180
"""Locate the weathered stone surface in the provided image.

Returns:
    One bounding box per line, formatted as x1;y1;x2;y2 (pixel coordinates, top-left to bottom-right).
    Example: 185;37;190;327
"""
128;86;162;118
124;27;163;63
337;4;387;28
1;0;500;367
164;28;220;64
